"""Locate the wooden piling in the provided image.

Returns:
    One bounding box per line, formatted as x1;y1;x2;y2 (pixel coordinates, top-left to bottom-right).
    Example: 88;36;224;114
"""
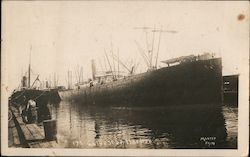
43;119;57;140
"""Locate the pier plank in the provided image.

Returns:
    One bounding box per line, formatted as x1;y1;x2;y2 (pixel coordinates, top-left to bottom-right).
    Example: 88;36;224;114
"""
8;125;14;147
20;124;36;141
10;106;25;125
49;141;59;148
39;142;52;148
16;116;25;125
26;124;44;139
28;142;41;148
12;127;21;145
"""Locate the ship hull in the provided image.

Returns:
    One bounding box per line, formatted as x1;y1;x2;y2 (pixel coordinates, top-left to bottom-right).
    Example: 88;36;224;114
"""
49;88;61;102
10;89;50;107
59;58;222;106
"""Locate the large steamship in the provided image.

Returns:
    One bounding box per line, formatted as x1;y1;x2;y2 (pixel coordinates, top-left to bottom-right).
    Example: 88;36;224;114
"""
58;53;223;106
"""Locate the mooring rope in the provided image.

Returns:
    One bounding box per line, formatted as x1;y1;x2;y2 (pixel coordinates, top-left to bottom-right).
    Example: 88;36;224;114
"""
12;89;48;102
13;90;26;100
32;90;48;101
11;101;20;106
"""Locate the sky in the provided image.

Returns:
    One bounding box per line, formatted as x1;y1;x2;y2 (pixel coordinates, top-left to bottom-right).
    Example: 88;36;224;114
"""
2;1;249;93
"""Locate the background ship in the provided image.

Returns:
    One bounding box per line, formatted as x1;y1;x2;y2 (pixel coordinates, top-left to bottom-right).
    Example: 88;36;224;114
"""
9;53;60;108
58;53;223;106
10;54;49;103
223;75;238;105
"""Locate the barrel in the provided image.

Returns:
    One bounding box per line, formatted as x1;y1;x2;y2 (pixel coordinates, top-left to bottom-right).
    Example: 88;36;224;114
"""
43;119;57;140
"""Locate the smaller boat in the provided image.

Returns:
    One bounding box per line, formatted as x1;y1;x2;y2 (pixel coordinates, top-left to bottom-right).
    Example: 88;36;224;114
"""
9;53;51;107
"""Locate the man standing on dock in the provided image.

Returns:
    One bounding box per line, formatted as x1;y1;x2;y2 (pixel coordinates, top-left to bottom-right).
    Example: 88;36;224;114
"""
26;99;38;124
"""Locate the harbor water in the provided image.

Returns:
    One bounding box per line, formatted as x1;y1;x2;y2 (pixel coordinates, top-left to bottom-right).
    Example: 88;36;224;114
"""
48;101;237;149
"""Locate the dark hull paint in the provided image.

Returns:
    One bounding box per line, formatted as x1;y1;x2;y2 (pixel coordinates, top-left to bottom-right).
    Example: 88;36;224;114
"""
59;58;222;106
222;75;238;105
49;89;61;102
10;89;52;107
10;89;49;101
223;92;238;106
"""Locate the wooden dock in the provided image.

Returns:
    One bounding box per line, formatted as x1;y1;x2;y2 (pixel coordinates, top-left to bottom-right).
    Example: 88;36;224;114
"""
8;116;21;147
9;105;59;148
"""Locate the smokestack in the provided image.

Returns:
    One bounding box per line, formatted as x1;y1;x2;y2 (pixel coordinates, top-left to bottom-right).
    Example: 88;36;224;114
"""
21;76;28;88
91;59;96;80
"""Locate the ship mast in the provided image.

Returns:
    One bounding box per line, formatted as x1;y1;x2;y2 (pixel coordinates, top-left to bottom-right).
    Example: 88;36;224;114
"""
111;42;116;79
134;40;150;68
104;49;115;78
28;46;32;88
80;66;83;83
154;27;162;69
150;25;156;68
110;53;131;74
117;49;119;77
67;70;72;89
135;26;178;70
153;28;178;69
134;26;152;70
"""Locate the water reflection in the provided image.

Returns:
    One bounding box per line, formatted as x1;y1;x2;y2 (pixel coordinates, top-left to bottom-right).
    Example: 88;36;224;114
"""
48;102;237;149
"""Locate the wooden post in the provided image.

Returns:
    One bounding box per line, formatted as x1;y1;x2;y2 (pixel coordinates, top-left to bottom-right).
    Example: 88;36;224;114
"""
43;119;57;140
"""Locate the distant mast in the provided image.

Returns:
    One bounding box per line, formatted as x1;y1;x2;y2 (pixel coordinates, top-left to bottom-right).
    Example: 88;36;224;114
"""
28;46;32;88
134;26;177;70
91;59;96;80
67;70;72;89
